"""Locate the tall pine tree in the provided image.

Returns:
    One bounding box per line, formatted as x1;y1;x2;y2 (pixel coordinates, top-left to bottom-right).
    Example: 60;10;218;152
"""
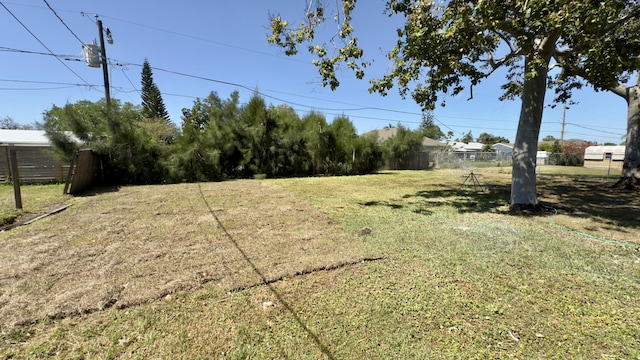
141;59;169;121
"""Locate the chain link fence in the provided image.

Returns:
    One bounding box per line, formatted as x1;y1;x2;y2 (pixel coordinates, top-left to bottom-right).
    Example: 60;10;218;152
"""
429;151;585;169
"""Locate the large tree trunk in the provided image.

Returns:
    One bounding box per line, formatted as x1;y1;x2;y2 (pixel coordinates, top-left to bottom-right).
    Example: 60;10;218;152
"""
509;58;549;209
609;75;640;190
616;84;640;189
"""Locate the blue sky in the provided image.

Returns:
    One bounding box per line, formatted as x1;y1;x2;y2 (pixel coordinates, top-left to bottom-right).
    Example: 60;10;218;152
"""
0;0;630;144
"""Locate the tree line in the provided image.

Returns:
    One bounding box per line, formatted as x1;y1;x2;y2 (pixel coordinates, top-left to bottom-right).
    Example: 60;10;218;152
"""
42;91;392;184
40;59;480;185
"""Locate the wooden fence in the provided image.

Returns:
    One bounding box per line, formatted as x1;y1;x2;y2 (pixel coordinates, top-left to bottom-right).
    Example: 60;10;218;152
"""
0;145;68;183
63;150;100;195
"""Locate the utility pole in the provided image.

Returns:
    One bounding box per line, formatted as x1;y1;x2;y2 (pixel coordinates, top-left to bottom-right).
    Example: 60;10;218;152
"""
95;15;110;107
560;104;566;145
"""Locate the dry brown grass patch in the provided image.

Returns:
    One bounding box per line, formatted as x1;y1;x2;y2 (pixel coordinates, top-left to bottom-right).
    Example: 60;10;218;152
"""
0;180;378;331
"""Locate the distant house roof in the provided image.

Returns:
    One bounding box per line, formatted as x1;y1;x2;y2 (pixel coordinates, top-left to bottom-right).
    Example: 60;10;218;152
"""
422;137;444;147
447;141;484;152
361;127;397;142
361;128;444;148
0;129;51;146
492;143;513;149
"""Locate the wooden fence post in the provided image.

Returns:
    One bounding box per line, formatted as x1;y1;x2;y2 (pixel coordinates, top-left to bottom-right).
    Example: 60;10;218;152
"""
63;151;78;195
9;147;22;209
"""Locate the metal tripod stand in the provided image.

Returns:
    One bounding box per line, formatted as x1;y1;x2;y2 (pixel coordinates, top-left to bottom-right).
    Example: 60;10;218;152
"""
461;171;484;191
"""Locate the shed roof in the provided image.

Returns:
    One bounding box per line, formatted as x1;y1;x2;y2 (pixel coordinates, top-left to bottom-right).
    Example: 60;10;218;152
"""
0;129;51;146
585;145;625;154
584;145;626;161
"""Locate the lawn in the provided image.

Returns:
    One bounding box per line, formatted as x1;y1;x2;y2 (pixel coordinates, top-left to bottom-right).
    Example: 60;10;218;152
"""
0;183;70;227
1;167;639;359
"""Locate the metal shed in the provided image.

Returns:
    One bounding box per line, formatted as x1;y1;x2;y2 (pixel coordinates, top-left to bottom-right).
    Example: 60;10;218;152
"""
583;145;625;169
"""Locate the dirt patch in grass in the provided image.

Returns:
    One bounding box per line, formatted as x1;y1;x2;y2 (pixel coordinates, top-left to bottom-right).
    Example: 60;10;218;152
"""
0;180;378;331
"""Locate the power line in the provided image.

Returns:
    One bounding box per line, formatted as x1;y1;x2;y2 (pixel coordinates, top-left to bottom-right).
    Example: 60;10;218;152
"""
0;46;566;135
0;53;535;137
3;2;310;66
0;56;618;141
0;79;570;139
0;46;83;59
565;122;626;136
95;13;311;66
0;1;90;85
0;85;78;91
0;79;142;94
121;62;439;123
561;131;623;141
1;45;623;141
43;0;83;45
0;79;90;86
112;62;141;97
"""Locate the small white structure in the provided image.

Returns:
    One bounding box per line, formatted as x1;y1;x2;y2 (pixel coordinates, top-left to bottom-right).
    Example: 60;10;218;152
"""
584;145;625;169
536;151;549;165
447;141;484;152
443;142;484;162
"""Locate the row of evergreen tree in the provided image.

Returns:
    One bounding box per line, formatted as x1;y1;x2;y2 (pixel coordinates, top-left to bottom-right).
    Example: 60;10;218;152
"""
42;90;399;184
172;91;386;181
42;60;446;185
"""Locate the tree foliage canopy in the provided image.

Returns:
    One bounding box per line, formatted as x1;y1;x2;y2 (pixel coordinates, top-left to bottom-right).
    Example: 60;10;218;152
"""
0;116;33;130
268;0;640;206
171;92;384;181
43;99;167;184
419;110;445;140
43;93;385;186
267;0;640;108
269;0;640;108
477;132;509;145
459;131;473;143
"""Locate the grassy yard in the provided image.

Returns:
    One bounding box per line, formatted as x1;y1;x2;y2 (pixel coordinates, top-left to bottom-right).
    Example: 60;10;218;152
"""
0;183;70;227
1;167;638;359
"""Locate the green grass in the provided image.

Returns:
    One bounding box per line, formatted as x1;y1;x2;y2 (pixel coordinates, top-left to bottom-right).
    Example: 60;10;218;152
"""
0;183;69;226
1;169;639;359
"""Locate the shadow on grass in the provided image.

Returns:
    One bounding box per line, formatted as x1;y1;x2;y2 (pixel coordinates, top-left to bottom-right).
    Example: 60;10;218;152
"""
361;201;404;209
409;187;511;214
538;179;640;229
359;185;511;215
71;185;121;197
360;177;639;230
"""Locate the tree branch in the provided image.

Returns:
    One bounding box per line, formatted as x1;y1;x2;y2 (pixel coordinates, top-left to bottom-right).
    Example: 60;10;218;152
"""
554;4;640;58
496;30;519;54
482;47;522;78
602;3;640;35
609;84;628;99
